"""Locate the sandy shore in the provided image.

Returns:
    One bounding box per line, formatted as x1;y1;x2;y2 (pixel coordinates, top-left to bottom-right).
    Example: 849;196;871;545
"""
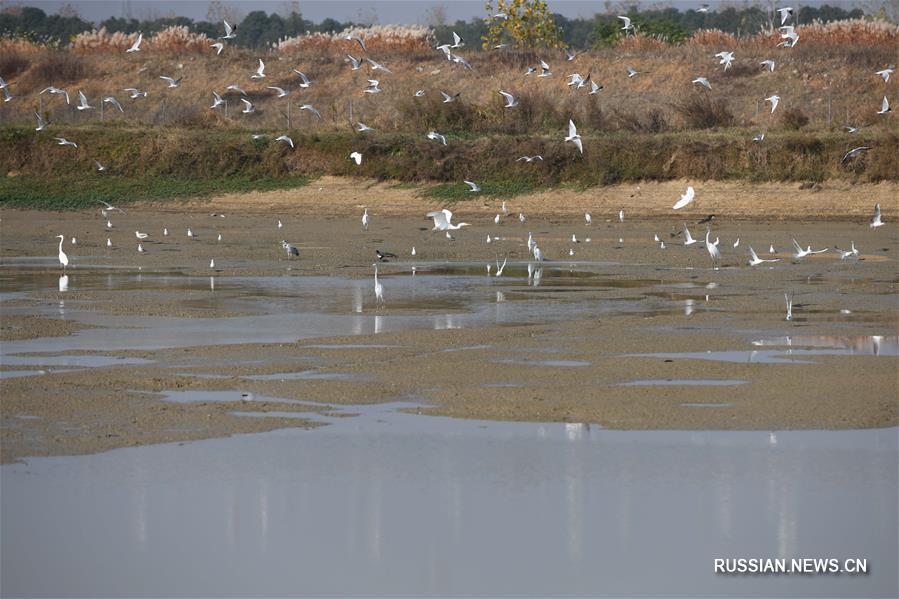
1;180;897;462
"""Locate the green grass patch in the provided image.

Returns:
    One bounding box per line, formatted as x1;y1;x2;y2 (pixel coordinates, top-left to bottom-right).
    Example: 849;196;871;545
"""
0;174;311;210
422;180;536;203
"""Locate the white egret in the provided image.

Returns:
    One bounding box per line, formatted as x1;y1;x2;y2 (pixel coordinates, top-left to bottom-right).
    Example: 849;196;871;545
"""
585;213;592;225
785;292;793;321
673;186;695;210
187;228;194;237
210;259;215;268
411;246;416;256
519;213;526;223
619;210;624;222
733;237;740;248
362;208;369;230
494;214;501;224
55;234;68;270
533;245;545;262
748;246;779;266
427;209;469;231
373;264;384;303
495;257;507;276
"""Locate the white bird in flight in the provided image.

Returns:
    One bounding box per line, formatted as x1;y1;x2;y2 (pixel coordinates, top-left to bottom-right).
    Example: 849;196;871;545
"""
350;151;363;165
267;86;288;98
54;137;77;148
210;91;225;109
517;155;543;162
292;69;313;87
299;104;322;119
125;32;142;53
618;16;634;31
765;95;780;113
565;119;583;154
41;86;70;105
692;77;711;90
427;131;448;146
777;7;793;25
159;76;182;88
876;96;891;115
226;84;247;95
102;96;124;112
464;180;481;192
870;203;884;228
123;87;147;99
875;67;894;82
220;19;237;40
748;246;779;266
498;90;518;108
673;186;695;210
626;65;639;78
356;122;374;132
210;42;224;55
76;90;94;111
240;98;255;114
760;59;776;72
683;223;698;245
427;209;469;231
275;134;294;148
34;111;49;131
715;51;734;70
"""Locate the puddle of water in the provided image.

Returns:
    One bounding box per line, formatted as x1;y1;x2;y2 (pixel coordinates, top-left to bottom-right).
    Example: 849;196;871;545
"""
619;379;748;387
1;409;895;598
241;371;372;382
625;349;874;365
0;368;82;379
159;390;308;405
1;355;152;368
752;335;899;357
303;344;397;350
494;358;592;367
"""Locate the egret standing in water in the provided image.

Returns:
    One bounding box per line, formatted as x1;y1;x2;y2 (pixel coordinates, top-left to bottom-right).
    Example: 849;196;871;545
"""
362;208;369;230
55;235;68;270
373;264;384;303
706;229;720;269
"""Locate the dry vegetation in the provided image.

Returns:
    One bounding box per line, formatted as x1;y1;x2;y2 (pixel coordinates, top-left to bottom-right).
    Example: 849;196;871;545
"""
0;19;897;205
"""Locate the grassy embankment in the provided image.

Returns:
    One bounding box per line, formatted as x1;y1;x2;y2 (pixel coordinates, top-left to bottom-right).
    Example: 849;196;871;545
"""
1;124;897;209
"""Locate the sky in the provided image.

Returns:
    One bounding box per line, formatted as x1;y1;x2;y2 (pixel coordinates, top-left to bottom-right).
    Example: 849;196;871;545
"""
15;0;872;25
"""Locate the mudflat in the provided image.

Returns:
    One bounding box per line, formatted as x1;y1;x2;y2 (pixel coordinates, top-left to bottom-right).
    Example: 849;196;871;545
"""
1;180;897;463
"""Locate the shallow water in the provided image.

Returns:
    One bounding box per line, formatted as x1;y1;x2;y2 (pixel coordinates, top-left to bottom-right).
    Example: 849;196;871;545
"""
2;405;895;597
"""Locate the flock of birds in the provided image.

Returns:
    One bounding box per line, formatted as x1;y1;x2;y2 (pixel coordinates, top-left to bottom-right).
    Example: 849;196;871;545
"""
0;8;893;172
51;189;886;324
5;13;890;321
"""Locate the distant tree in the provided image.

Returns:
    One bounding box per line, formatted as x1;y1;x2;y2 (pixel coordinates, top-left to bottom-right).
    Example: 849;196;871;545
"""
424;4;448;27
483;0;564;49
316;17;344;33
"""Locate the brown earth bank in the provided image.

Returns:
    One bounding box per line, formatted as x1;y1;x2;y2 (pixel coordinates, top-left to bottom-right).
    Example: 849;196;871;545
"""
1;186;897;463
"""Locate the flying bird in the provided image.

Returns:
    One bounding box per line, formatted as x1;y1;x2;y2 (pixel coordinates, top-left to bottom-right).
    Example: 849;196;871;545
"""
210;91;225;109
870;203;884;228
464;180;481;192
355;122;374;132
715;51;734;70
748;246;779;266
123;87;147;99
426;209;469;231
76;90;94;111
875;67;894;82
626;65;640;78
210;42;224;55
41;86;70;104
159;76;182;88
34;111;49;131
267;86;288;98
517;155;543;162
292;69;313;87
841;146;870;164
777;7;794;25
498;90;518;107
349;151;363;165
94;159;107;172
760;59;776;71
683;223;698;245
427;131;448;146
365;58;391;73
102;96;124;112
275;134;294;148
225;84;247;95
346;54;362;70
345;34;367;53
673;186;695;210
618;16;634;31
538;59;552;77
299;104;322;119
565;119;583;154
220;19;237;40
876;96;891;115
54;137;77;148
441;91;461;103
364;79;382;94
125;32;142;53
765;94;780;113
692;77;711;90
240;98;255;114
250;59;266;79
